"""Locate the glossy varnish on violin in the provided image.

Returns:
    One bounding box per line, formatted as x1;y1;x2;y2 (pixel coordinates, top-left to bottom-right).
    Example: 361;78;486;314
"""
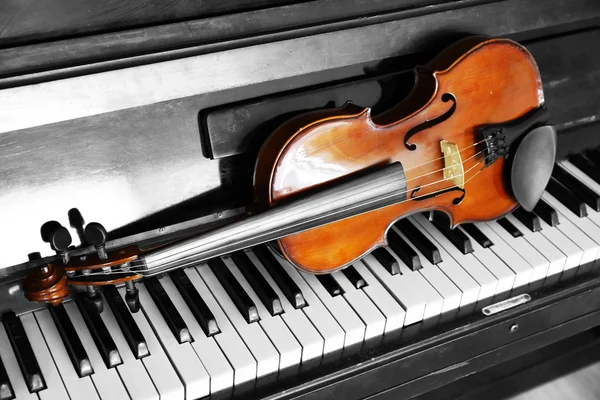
254;37;543;273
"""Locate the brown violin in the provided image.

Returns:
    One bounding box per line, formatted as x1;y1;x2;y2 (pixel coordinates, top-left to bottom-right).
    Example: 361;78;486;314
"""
24;36;557;311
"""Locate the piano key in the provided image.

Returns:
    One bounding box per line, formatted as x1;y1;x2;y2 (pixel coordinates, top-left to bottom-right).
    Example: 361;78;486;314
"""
533;198;560;227
208;258;260;324
298;270;366;353
246;249;324;368
19;313;69;400
496;217;523;238
585;149;600;168
552;164;600;211
512;207;542;232
231;251;283;316
224;256;302;375
486;221;550;285
316;274;344;297
0;352;12;400
115;288;184;400
362;252;428;325
560;160;600;195
0;323;37;400
170;268;220;337
387;228;422;271
275;255;345;360
64;301;130;400
569;154;600;184
505;214;567;284
48;304;92;377
352;261;406;335
371;247;400;275
253;245;306;309
75;294;122;369
197;263;280;381
396;219;442;264
103;285;149;359
461;223;493;248
167;270;248;395
534;218;583;281
98;296;160;400
331;270;386;343
138;283;210;400
34;309;99;400
341;265;367;289
430;213;473;254
412;215;481;307
546;178;588;217
144;276;192;344
1;311;46;393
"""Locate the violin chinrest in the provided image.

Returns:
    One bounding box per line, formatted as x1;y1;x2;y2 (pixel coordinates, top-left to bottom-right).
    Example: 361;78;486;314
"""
510;125;557;211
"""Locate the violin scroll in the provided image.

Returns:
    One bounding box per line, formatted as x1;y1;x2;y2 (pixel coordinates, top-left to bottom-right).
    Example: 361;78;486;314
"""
23;263;70;306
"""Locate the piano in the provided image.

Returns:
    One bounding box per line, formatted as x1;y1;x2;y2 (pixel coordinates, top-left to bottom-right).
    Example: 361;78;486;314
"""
1;0;600;399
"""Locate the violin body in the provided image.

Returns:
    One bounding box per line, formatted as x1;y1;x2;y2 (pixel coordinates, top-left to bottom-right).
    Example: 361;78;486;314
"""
254;36;544;274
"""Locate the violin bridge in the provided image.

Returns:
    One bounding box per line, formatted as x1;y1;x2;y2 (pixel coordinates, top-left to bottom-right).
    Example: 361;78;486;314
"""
440;140;464;189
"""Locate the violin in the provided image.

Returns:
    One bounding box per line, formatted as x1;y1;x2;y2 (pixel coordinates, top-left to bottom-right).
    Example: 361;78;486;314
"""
23;36;557;313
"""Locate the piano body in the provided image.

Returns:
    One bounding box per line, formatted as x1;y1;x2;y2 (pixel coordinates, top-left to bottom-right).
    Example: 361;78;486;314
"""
1;0;600;399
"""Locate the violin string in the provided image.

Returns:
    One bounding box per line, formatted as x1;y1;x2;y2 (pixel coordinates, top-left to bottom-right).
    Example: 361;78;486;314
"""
402;139;487;172
85;152;493;278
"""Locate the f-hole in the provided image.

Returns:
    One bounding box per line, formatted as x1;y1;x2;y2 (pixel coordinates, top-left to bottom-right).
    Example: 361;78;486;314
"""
411;186;465;205
404;93;457;150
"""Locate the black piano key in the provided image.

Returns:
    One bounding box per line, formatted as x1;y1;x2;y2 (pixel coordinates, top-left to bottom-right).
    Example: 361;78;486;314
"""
430;214;473;254
48;304;93;377
496;217;523;238
75;295;123;368
512;207;542;232
1;312;46;393
584;149;600;169
316;274;344;297
0;350;14;400
170;269;220;337
208;258;260;324
387;229;421;271
372;248;401;275
460;223;493;248
552;165;600;212
144;277;192;344
570;154;600;185
546;178;587;218
253;245;306;309
103;285;149;359
533;198;560;227
342;265;367;289
395;219;442;264
231;251;283;316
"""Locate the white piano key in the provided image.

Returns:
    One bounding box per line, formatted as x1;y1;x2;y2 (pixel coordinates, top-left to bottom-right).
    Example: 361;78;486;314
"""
331;270;386;342
472;222;534;289
34;309;99;400
560;160;600;195
64;301;131;400
412;215;497;301
486;221;550;285
20;313;69;400
196;264;279;381
0;323;37;400
412;215;480;307
276;256;345;358
138;284;211;400
246;249;324;367
536;218;583;281
298;270;366;351
98;296;160;400
505;214;567;281
223;256;302;373
116;287;184;400
362;253;425;325
160;273;236;396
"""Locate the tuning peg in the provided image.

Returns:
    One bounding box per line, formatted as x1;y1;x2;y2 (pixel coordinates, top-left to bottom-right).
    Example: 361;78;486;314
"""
125;281;140;313
85;222;108;260
40;221;72;264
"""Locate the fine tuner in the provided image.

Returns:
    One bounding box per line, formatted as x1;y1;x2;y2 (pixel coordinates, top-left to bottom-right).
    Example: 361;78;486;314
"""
22;36;557;314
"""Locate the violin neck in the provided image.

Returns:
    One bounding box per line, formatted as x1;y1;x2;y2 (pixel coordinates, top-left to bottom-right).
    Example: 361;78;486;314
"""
140;162;408;275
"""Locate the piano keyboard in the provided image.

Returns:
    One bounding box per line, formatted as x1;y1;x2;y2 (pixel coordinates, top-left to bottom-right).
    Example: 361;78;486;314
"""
3;155;600;400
